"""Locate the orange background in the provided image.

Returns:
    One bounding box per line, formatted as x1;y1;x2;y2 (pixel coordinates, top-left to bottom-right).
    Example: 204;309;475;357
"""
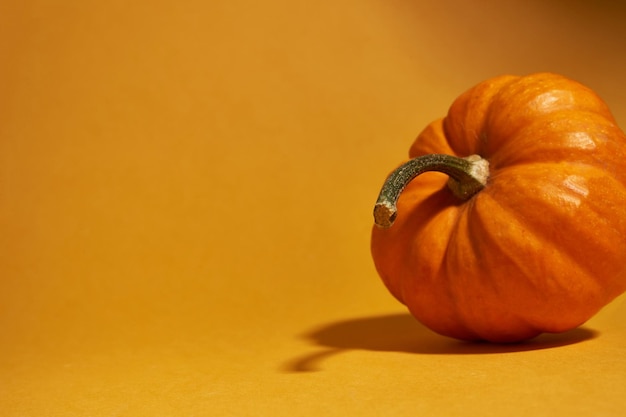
2;1;626;415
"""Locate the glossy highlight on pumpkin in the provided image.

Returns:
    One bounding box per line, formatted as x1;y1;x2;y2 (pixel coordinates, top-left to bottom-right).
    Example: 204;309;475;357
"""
371;73;626;343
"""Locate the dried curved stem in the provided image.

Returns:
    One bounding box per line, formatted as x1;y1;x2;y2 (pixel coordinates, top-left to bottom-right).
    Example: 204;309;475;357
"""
374;154;489;228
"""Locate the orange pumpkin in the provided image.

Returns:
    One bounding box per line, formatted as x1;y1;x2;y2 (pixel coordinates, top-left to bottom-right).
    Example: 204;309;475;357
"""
371;73;626;343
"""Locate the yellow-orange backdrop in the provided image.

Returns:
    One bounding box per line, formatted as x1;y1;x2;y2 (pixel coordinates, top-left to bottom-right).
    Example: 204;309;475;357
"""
2;1;626;416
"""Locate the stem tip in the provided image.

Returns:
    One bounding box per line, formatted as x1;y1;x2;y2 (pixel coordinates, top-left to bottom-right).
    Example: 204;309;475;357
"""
374;201;397;228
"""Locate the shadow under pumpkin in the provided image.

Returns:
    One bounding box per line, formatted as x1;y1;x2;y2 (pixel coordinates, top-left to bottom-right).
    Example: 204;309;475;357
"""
283;313;597;372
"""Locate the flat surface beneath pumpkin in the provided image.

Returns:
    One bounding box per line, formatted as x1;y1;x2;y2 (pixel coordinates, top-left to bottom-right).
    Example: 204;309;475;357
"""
2;1;626;416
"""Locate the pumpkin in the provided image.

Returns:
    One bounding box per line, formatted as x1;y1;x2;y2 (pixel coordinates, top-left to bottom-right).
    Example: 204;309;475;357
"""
371;73;626;343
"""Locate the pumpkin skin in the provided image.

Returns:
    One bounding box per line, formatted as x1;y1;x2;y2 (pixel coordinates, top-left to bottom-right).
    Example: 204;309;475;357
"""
371;73;626;343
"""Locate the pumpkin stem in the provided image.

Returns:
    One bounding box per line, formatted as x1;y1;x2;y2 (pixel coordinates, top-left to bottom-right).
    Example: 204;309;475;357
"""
374;154;489;228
